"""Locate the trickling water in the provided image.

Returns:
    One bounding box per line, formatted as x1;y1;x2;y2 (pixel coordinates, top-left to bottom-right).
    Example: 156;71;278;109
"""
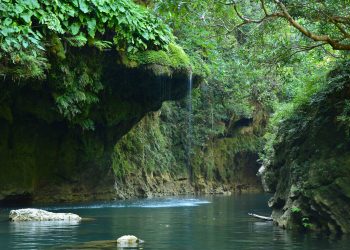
187;71;193;180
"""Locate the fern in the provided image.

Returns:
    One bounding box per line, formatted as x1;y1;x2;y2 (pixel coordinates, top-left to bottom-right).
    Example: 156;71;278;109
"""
0;0;173;79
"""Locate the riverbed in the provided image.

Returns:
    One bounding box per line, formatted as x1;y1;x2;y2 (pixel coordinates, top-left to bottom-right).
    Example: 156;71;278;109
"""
0;194;348;249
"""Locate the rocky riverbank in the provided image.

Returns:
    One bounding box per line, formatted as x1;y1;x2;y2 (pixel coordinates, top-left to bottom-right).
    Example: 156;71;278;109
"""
114;171;262;200
261;63;350;233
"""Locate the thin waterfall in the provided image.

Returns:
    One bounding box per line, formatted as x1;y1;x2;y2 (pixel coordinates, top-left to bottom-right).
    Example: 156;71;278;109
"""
187;71;193;180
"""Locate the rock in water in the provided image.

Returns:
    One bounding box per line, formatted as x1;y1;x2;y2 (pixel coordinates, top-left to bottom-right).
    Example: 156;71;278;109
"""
9;208;82;222
116;235;144;247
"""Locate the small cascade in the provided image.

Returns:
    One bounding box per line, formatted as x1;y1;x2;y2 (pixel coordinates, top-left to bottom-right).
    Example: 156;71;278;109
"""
187;71;193;180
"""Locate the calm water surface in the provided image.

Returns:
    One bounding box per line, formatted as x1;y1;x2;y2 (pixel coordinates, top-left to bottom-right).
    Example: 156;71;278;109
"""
0;194;349;249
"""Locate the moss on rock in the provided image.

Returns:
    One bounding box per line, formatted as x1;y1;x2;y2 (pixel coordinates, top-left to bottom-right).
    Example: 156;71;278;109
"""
0;46;193;203
124;43;192;76
111;101;264;196
262;61;350;233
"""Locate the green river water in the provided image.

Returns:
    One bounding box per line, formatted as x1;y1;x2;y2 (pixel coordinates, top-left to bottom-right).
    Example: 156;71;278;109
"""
0;194;349;249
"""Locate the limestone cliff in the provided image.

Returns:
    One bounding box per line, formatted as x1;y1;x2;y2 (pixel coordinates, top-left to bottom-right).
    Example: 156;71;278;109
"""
110;102;265;198
0;48;193;204
261;62;350;233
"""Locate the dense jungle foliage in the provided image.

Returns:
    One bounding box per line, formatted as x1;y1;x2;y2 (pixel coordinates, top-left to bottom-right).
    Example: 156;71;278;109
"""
0;0;174;78
0;0;188;129
112;0;349;182
1;0;350;232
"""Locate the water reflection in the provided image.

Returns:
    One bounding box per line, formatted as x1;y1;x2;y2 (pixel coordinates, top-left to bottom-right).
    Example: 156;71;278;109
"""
8;221;79;249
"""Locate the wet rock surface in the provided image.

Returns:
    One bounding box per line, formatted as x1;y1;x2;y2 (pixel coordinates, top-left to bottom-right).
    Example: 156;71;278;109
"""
9;208;81;222
0;50;193;204
261;65;350;233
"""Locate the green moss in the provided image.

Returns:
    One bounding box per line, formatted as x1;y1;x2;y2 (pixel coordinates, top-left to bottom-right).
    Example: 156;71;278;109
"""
167;44;192;68
133;50;171;66
50;35;66;60
112;112;177;178
126;43;192;73
261;62;350;233
103;100;144;127
123;43;209;78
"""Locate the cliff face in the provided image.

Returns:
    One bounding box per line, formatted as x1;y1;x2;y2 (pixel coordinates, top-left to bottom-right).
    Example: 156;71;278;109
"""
112;137;263;200
0;49;192;204
110;102;265;199
261;63;350;233
192;139;262;194
191;110;266;194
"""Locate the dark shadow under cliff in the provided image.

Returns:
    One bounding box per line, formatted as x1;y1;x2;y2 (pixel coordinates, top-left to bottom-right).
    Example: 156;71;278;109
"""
0;48;196;203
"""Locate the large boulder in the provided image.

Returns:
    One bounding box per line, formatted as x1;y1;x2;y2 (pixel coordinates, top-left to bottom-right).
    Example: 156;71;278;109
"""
9;208;81;222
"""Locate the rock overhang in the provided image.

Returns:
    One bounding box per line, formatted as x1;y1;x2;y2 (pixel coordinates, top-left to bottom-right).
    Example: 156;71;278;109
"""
0;44;202;204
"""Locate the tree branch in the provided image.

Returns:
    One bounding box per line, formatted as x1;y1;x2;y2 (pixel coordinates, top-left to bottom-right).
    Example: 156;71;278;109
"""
219;0;350;50
274;0;350;50
260;0;269;16
232;1;283;25
332;22;350;39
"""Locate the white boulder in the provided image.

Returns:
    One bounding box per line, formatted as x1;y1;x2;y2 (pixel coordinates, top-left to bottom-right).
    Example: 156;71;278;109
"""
9;208;82;222
116;235;144;247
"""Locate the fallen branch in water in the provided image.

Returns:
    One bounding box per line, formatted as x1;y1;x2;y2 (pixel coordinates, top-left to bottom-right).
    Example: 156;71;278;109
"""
248;213;273;221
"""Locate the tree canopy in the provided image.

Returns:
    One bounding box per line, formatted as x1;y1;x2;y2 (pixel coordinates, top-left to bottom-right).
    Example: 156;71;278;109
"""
223;0;350;50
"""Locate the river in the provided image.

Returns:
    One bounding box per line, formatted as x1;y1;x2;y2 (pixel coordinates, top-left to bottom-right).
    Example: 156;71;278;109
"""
0;194;348;249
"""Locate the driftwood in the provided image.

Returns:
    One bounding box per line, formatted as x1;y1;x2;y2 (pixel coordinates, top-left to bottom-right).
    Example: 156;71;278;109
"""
248;213;273;221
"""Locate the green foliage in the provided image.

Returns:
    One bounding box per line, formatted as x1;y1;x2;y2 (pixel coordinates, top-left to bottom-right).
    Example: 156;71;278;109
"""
291;207;313;229
50;52;103;130
302;217;312;229
152;1;256;151
110;0;350;183
0;0;173;79
259;56;337;169
0;0;183;129
291;206;301;213
260;60;350;169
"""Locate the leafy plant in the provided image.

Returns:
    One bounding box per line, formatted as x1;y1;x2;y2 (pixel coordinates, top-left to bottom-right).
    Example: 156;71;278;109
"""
291;207;312;229
0;0;173;79
0;0;176;129
302;217;312;229
291;206;302;213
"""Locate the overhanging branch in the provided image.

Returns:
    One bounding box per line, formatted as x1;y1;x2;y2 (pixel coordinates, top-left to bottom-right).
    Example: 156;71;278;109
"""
274;0;350;50
218;0;350;50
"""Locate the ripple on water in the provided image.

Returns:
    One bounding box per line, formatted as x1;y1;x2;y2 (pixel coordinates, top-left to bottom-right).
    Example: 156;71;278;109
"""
8;221;80;249
41;197;211;211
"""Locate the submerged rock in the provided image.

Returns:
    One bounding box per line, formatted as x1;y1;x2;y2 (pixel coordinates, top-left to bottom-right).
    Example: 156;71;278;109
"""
56;238;144;249
116;235;144;247
9;208;81;222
